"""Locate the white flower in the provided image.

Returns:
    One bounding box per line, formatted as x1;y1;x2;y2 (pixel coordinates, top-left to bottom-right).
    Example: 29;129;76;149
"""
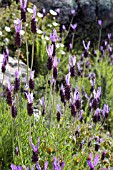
47;24;52;28
5;26;11;32
45;36;49;41
37;12;43;18
0;31;2;36
27;8;33;13
52;22;59;27
49;9;57;16
20;30;25;35
61;50;65;55
4;38;9;43
37;29;43;34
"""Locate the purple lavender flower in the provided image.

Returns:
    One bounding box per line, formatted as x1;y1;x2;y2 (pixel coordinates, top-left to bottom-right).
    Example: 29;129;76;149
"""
53;57;59;79
56;105;61;122
65;73;71;100
6;80;13;106
93;108;101;123
50;29;58;43
1;53;7;73
107;33;111;44
98;20;102;28
29;71;35;91
87;153;99;170
101;151;106;160
71;9;76;16
40;97;46;116
19;0;27;22
14;19;22;47
11;103;17;118
30;137;40;163
71;23;77;31
14;70;20;93
15;146;19;156
70;101;76;117
11;164;23;170
60;84;66;105
44;161;48;170
53;156;65;170
83;40;90;58
102;104;109;118
77;62;83;77
36;161;41;170
31;5;37;33
26;92;34;116
47;45;53;70
69;56;76;77
50;29;58;57
62;25;66;31
74;88;81;110
90;87;101;110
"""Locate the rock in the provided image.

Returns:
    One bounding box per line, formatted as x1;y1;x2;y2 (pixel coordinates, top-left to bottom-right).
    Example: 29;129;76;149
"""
96;0;113;28
29;0;77;24
29;0;113;28
77;0;96;23
0;54;30;86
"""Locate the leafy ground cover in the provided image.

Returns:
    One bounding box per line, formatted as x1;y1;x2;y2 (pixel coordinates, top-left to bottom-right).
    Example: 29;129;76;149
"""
1;1;113;170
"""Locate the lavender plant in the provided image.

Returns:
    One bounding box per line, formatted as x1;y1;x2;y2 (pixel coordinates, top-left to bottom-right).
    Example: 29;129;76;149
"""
1;1;113;170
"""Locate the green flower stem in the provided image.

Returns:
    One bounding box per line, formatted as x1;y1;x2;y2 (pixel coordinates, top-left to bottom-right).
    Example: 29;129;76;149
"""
31;33;35;70
17;48;20;71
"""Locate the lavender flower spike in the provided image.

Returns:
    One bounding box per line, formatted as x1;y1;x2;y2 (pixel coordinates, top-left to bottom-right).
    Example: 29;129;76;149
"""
83;40;90;51
11;164;23;170
87;153;99;170
14;69;20;93
46;45;53;57
31;5;37;33
50;29;58;42
26;92;34;116
33;5;37;19
29;136;40;153
98;20;102;27
29;70;35;90
30;137;40;162
65;73;70;86
71;23;77;31
36;161;42;170
14;19;22;33
19;0;27;22
44;161;48;170
14;19;22;47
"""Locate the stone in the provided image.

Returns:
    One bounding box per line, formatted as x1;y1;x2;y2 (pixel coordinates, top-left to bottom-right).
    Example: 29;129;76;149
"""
77;0;96;22
29;0;113;28
0;54;30;86
29;0;77;24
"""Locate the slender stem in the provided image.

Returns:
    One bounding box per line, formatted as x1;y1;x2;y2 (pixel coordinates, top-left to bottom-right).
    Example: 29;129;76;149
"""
29;116;31;137
17;48;20;71
11;107;15;160
71;32;75;51
24;23;29;82
31;34;35;70
64;16;74;40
